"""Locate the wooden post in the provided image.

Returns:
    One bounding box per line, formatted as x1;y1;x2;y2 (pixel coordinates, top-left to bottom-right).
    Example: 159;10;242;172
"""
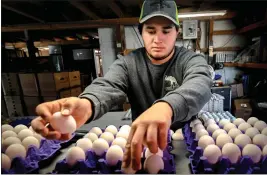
24;30;37;59
115;25;126;54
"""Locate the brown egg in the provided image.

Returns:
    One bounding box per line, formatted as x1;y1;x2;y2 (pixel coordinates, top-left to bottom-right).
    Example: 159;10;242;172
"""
263;145;267;156
219;119;231;128
253;134;267;149
203;145;222;164
216;134;233;148
196;129;209;140
212;129;227;140
245;127;260;139
233;118;246;127
254;121;267;132
228;128;242;140
222;143;241;164
262;128;267;136
234;134;252;149
224;123;237;132
207;124;220;134
247;117;259;126
242;144;262;163
204;119;216;127
198;135;215;150
238;123;252;133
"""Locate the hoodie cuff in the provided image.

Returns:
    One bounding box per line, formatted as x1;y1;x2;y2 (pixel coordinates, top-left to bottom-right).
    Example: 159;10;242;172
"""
79;94;101;123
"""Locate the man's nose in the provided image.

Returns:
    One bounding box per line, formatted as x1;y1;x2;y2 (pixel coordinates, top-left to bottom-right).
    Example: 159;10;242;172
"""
154;32;164;43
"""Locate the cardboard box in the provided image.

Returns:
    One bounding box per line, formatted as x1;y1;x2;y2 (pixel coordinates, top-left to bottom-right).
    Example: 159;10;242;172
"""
1;73;21;96
43;96;57;102
234;99;252;120
71;87;82;97
60;90;71;98
54;72;70;91
4;96;24;117
69;71;81;87
19;73;39;96
37;73;57;96
23;97;40;116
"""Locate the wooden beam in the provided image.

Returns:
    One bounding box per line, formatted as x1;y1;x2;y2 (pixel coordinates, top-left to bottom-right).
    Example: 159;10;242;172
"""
2;4;45;23
213;30;236;35
108;2;124;18
209;20;214;44
201;47;241;52
69;1;100;20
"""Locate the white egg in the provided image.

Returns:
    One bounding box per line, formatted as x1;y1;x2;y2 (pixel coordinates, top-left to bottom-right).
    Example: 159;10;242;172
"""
212;129;227;140
238;123;252;133
254;121;267;132
207;124;220;134
203;145;222;164
245;127;260;139
106;145;123;166
175;129;182;134
76;138;92;153
253;134;267;149
50;112;76;134
262;128;267;136
190;119;202;128
2;130;17;140
263;145;267;156
242;144;262;163
84;132;98;143
18;129;33;141
66;146;86;167
33;133;43;142
192;124;205;133
204;119;216;127
2;124;14;133
1;153;11;170
196;129;209;140
105;125;118;135
89;127;103;136
14;125;28;134
100;132;115;144
247;117;259;126
228;128;242;139
172;132;184;140
170;130;174;136
219;119;231;128
224;123;237;132
234;134;251;149
112;137;127;151
28;126;35;133
92;138;109;156
119;125;131;133
22;136;40;150
198;135;215;149
116;131;129;140
144;155;164;174
145;148;163;158
233;118;246;127
5;143;26;160
2;137;22;152
222;143;241;164
216;134;233;148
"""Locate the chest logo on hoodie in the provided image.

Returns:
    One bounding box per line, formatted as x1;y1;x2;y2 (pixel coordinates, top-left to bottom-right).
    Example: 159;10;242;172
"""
164;75;178;92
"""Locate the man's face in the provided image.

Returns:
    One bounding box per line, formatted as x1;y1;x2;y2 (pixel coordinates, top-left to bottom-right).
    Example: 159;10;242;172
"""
142;16;178;60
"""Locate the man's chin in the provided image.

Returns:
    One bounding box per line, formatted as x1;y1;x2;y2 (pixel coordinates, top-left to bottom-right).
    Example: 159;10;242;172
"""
150;54;168;60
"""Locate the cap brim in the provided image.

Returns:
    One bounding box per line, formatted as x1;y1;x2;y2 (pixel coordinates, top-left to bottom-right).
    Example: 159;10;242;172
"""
140;13;179;26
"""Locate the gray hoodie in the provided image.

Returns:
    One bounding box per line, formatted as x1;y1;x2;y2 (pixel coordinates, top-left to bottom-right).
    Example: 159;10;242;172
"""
79;46;212;123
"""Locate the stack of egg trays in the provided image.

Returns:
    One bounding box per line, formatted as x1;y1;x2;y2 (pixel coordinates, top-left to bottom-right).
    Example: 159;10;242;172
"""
182;122;267;174
199;111;236;123
51;127;176;174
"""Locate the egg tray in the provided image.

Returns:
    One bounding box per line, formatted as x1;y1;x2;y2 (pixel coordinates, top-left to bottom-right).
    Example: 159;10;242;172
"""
182;123;267;174
51;145;176;174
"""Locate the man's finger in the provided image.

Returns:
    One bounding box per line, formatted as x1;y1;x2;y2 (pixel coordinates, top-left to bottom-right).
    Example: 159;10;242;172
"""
60;98;77;116
146;124;158;153
122;126;136;168
59;133;72;141
45;131;61;140
31;117;49;136
158;122;168;150
35;104;53;122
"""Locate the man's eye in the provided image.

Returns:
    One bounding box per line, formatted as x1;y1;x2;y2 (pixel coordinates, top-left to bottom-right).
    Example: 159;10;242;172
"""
147;31;155;34
163;30;170;34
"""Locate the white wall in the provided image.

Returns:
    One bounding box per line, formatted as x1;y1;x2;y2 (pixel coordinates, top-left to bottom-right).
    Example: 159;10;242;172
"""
124;26;144;49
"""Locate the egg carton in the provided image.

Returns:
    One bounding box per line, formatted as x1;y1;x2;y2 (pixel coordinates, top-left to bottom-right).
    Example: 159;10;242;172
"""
182;123;267;174
198;111;236;123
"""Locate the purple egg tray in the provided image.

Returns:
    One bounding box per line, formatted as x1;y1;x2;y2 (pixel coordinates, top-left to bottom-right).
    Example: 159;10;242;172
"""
182;123;267;174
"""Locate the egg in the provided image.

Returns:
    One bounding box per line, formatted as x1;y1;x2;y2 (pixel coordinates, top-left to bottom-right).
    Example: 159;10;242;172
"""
192;124;205;132
144;155;164;174
228;128;242;139
66;146;86;167
253;134;267;149
2;130;17;140
175;129;182;134
190;119;202;127
14;124;28;134
204;119;216;127
84;133;98;143
50;112;76;134
145;148;163;158
170;130;174;136
247;117;259;126
196;129;209;140
2;137;22;152
245;127;260;139
234;134;251;149
219;119;230;128
263;145;267;156
242;144;262;163
224;123;237;132
76;138;93;153
2;124;14;133
28;126;34;133
262;128;267;136
22;136;40;150
89;127;103;136
2;153;11;171
254;121;267;132
116;131;129;140
18;129;33;141
172;132;184;140
203;145;222;164
112;137;127;151
216;134;233;148
238;123;252;133
92;138;109;156
211;129;225;139
119;125;131;133
222;143;241;164
106;145;123;166
5;143;26;160
207;124;220;134
33;133;43;142
198;135;215;149
233;118;246;127
105;125;118;135
100;132;115;144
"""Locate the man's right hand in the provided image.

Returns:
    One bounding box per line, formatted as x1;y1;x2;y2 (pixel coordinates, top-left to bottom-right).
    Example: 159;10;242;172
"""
31;97;93;141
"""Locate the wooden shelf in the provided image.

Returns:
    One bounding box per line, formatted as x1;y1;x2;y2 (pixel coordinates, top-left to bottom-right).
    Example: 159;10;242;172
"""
238;20;267;34
224;62;267;69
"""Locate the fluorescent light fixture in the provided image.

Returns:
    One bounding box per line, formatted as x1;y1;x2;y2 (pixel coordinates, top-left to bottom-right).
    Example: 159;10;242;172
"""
179;10;227;18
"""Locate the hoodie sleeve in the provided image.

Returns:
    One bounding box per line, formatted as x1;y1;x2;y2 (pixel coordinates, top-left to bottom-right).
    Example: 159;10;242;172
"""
79;55;128;122
155;52;213;123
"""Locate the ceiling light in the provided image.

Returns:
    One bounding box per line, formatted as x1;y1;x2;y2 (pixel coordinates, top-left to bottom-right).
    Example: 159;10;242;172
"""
179;10;227;18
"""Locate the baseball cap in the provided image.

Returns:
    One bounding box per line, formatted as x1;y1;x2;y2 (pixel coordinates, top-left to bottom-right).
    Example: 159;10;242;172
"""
139;0;179;26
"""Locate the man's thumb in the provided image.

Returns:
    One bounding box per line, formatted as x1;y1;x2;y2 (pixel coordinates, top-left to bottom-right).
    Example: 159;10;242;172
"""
61;99;76;116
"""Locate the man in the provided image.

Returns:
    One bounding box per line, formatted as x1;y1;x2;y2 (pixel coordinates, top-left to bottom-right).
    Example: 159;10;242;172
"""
31;0;212;172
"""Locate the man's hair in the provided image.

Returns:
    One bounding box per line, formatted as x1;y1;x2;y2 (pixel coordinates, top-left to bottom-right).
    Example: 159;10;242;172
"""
138;23;179;34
